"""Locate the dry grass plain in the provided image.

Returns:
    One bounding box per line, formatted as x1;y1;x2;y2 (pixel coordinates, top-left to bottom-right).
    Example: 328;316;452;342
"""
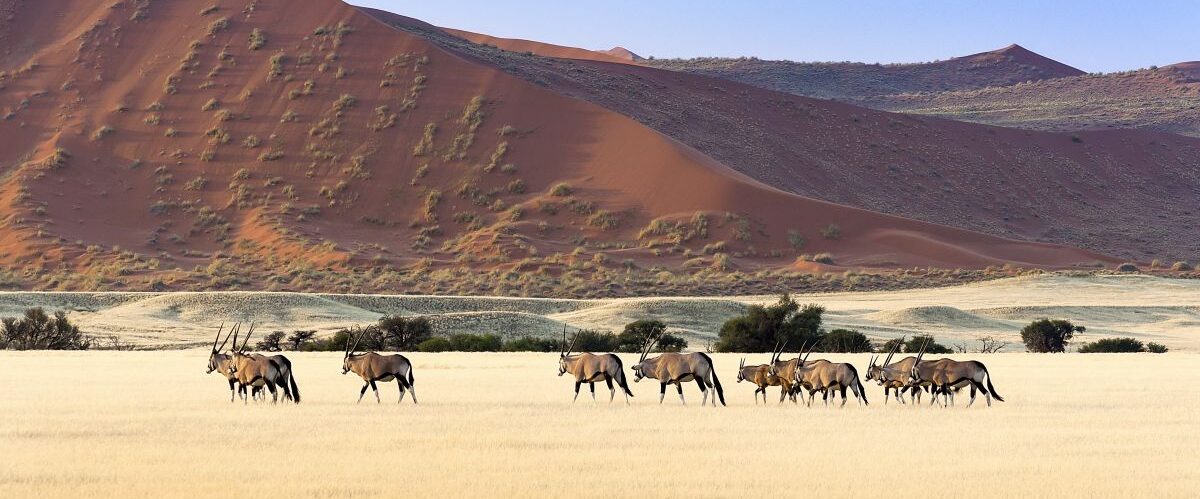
1;351;1197;498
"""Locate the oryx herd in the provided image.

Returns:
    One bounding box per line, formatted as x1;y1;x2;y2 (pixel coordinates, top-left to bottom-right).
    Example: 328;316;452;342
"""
206;323;1003;408
206;323;416;405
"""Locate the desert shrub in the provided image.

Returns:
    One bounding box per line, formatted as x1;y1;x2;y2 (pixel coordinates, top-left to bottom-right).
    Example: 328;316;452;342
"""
1078;337;1144;353
904;334;952;354
91;126;114;141
248;28;266;50
787;229;806;250
1;308;91;350
549;183;573;197
254;331;286;352
206;17;229;37
821;224;841;239
715;294;824;352
1146;342;1169;353
1021;319;1084;353
1115;262;1139;272
416;337;451;352
821;329;872;353
418;334;502;352
502;336;559;352
812;253;835;265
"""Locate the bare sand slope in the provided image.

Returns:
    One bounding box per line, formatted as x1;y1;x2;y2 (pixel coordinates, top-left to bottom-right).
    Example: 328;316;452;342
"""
0;351;1196;498
1;274;1197;351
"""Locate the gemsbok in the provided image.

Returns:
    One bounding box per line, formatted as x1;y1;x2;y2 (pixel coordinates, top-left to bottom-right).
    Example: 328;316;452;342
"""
736;358;782;404
630;333;725;406
342;328;418;404
205;323;240;402
765;341;803;404
909;339;1005;407
228;325;300;404
865;340;920;404
791;342;869;407
558;331;633;404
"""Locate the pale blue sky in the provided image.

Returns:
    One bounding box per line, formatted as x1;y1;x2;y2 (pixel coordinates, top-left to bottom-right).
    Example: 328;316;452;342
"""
351;1;1199;73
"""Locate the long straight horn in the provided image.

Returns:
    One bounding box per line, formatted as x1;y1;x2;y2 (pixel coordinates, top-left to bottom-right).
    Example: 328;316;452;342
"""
883;338;899;365
211;322;226;352
241;323;256;353
348;326;364;354
560;328;567;356
566;330;579;356
801;340;815;363
229;323;240;354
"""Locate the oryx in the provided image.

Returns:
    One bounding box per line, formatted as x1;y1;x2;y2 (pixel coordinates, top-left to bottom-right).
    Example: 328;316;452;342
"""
557;330;633;404
227;325;301;404
865;339;920;404
909;339;1005;407
765;341;804;404
342;328;418;404
204;322;240;402
630;332;725;406
791;342;869;407
736;358;782;404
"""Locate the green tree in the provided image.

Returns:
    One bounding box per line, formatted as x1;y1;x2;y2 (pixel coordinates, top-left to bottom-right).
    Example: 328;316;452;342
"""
1021;319;1084;353
1078;337;1144;353
714;294;824;352
254;331;285;352
821;329;873;353
905;335;952;354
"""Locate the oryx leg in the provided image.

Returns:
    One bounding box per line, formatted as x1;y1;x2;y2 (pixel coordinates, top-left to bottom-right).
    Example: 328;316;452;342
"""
358;382;370;403
589;382;596;402
265;381;278;404
573;381;582;403
659;382;667;404
884;386;890;405
696;378;709;406
370;380;381;404
227;379;237;403
839;386;848;408
397;376;407;404
604;375;615;403
676;382;686;405
778;381;790;404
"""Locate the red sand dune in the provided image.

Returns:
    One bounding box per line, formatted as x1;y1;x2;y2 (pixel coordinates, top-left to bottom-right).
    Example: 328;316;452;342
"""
0;0;1113;293
441;27;638;65
374;13;1200;262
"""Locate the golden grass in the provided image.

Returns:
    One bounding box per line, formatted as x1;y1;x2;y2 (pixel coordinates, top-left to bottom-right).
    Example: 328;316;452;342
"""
0;351;1196;498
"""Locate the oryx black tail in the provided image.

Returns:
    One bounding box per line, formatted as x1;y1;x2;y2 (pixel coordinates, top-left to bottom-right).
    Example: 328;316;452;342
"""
699;352;725;406
612;355;634;397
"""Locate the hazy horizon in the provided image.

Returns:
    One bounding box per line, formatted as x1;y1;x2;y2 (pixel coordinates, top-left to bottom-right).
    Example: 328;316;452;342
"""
351;0;1199;73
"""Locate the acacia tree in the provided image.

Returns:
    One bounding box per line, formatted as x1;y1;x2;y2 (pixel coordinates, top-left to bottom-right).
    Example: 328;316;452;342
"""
714;294;824;352
1021;319;1084;353
616;320;687;353
1;308;91;350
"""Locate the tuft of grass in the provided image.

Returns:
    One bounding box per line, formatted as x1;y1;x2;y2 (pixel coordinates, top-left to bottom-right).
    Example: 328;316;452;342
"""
206;17;229;37
549;183;573;197
248;28;266;50
821;224;842;239
91;126;114;141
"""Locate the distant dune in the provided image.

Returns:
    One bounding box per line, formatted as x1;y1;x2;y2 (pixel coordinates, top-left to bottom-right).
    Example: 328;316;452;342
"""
5;274;1196;351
